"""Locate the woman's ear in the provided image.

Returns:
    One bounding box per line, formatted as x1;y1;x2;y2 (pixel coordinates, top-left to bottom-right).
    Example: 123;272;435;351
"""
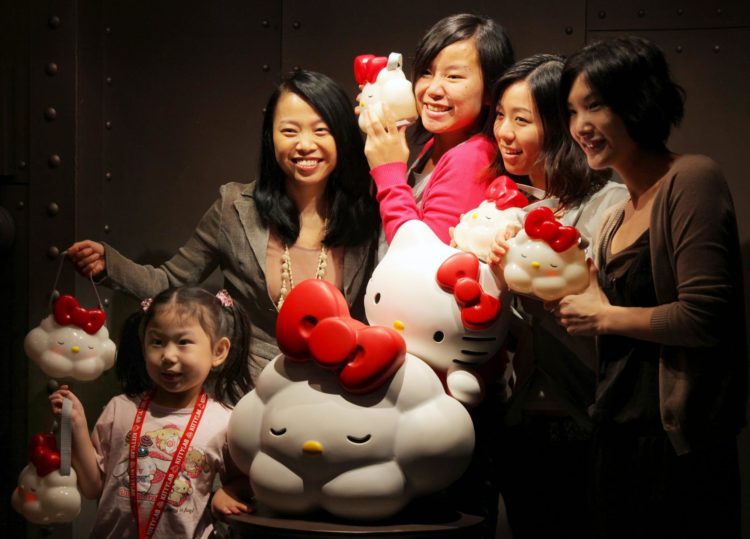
212;337;231;368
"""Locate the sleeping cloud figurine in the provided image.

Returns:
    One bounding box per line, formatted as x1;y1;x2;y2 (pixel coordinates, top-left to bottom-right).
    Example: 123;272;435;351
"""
502;206;589;301
228;280;474;520
24;295;116;381
355;52;418;131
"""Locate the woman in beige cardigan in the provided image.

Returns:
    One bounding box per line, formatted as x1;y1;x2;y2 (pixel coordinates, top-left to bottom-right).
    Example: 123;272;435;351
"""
556;36;746;538
67;70;381;383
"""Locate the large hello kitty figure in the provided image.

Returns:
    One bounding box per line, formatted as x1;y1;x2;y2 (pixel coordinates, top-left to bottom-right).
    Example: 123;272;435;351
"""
502;206;589;301
453;176;528;261
355;52;418;131
24;295;116;381
12;433;81;524
228;280;474;520
366;220;511;407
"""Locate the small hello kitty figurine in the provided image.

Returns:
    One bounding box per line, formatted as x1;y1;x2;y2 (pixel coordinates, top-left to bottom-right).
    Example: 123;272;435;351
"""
12;433;81;524
24;295;116;381
354;52;418;131
366;220;511;407
502;206;589;301
453;176;528;261
228;280;474;520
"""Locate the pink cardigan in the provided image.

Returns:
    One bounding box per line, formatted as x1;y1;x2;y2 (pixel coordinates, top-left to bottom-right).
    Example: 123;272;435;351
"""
370;133;496;244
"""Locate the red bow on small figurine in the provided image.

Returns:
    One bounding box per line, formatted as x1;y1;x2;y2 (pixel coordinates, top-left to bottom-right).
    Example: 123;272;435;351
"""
486;175;528;210
524;206;580;253
54;295;106;335
436;253;501;331
354;54;388;86
276;280;406;393
30;433;61;477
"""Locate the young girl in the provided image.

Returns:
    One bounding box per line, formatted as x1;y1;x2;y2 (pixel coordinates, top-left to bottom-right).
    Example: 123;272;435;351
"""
486;54;627;539
361;13;514;245
49;286;254;539
556;37;746;537
66;70;380;383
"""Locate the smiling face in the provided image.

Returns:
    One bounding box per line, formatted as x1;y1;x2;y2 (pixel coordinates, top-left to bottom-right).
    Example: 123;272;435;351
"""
567;74;638;174
273;91;337;192
414;39;485;145
494;81;545;186
143;307;228;408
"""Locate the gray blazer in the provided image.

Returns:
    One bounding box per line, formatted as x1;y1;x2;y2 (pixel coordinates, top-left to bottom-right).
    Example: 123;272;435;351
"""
103;181;378;382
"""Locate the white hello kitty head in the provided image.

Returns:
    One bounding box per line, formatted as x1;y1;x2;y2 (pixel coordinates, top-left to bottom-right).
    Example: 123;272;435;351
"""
503;206;589;301
24;295;116;381
453;176;528;261
365;220;511;405
12;434;81;524
355;52;418;131
228;280;474;520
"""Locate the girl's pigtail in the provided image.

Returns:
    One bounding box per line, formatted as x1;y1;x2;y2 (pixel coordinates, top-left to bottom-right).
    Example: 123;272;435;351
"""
213;301;253;406
116;309;153;397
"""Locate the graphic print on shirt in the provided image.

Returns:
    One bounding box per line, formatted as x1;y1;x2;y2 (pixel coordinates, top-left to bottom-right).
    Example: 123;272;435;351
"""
112;423;209;512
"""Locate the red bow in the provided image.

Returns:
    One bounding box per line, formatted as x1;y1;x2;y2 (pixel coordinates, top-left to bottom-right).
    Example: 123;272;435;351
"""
485;175;528;210
29;433;60;477
276;279;406;393
524;207;580;253
353;54;388;86
436;253;501;331
53;295;106;335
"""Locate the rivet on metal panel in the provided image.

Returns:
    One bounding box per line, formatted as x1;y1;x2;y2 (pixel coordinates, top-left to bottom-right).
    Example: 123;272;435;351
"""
716;8;722;16
16;201;25;210
597;10;606;19
105;26;111;34
104;225;110;234
47;246;60;259
676;8;684;15
48;154;61;167
105;171;112;180
262;64;270;72
45;62;59;76
637;9;645;17
106;76;113;85
713;45;721;53
565;26;573;35
45;107;57;121
105;121;112;129
293;66;300;72
47;203;59;216
676;45;683;53
293;21;301;29
48;15;61;29
261;20;270;28
103;298;110;307
18;161;27;169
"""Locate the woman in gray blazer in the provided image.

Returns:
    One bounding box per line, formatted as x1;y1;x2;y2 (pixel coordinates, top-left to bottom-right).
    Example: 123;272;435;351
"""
68;70;381;383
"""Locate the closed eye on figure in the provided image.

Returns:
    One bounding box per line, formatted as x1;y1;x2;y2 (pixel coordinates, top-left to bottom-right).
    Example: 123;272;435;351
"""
347;434;371;444
463;336;496;342
270;428;287;436
57;341;64;345
460;350;488;356
550;264;558;268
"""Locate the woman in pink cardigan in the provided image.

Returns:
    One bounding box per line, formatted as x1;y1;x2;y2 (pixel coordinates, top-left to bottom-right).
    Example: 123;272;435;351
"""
361;13;514;245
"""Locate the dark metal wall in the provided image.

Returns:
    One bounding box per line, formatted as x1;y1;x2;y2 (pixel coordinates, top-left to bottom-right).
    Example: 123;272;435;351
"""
2;1;749;537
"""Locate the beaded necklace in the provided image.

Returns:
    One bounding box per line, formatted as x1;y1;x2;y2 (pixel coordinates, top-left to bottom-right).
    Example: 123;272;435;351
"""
277;243;328;310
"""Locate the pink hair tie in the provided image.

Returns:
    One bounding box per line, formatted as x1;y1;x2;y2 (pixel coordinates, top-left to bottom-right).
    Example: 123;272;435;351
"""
140;297;153;312
215;289;233;308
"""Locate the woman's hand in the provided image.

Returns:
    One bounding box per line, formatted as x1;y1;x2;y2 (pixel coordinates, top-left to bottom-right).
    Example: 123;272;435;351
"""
552;261;611;336
67;240;106;278
362;105;409;169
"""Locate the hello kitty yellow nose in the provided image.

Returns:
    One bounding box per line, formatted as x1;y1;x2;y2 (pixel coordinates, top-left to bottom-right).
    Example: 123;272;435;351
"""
393;320;405;331
302;440;323;455
471;212;478;219
531;261;541;269
70;346;80;354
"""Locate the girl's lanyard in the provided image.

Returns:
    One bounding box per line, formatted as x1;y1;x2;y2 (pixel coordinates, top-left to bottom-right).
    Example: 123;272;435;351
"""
128;389;208;539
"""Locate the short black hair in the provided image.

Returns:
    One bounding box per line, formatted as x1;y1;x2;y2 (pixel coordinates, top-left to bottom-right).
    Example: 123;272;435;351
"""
411;13;515;137
486;54;610;207
255;70;380;247
560;36;685;152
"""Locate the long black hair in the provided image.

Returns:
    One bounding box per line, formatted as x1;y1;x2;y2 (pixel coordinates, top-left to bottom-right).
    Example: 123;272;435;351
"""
559;36;685;152
254;69;380;247
486;54;610;208
117;286;252;406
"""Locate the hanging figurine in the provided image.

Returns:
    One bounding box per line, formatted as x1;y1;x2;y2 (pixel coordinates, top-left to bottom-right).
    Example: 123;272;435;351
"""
354;52;418;131
24;294;116;381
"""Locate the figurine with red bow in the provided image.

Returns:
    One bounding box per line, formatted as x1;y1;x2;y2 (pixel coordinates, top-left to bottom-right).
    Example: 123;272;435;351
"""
354;52;417;132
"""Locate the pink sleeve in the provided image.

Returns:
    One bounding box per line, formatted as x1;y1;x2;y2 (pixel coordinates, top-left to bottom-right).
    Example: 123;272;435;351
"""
371;134;495;244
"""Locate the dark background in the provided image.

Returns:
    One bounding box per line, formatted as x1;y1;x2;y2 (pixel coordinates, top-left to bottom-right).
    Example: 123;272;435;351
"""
2;1;749;537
